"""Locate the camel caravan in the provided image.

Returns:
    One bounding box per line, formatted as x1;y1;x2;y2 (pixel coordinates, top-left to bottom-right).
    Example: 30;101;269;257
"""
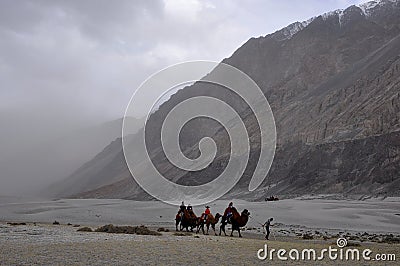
175;202;250;237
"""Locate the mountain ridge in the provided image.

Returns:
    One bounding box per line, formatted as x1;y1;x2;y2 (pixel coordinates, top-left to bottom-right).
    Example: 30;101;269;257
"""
47;0;400;200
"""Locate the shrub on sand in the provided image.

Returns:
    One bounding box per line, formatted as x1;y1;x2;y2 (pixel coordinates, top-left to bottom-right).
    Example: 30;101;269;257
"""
95;224;161;236
77;227;93;232
173;232;192;236
302;233;313;240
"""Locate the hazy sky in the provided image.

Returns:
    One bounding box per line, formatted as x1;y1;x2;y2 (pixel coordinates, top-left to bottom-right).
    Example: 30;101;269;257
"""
0;0;365;122
0;0;367;195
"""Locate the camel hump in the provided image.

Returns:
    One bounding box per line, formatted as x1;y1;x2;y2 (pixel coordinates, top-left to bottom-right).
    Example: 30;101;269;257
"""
231;207;239;215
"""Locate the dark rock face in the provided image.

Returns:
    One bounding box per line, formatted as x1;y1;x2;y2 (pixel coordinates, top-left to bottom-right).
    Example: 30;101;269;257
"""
262;131;400;198
54;0;400;199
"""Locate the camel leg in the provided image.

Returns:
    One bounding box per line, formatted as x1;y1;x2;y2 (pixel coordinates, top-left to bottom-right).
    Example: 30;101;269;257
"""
220;223;227;236
230;226;234;237
196;223;204;234
238;228;242;238
206;224;210;235
212;224;217;236
182;224;187;232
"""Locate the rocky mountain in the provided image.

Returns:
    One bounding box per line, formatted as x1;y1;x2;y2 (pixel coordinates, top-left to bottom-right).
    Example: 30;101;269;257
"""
50;0;400;200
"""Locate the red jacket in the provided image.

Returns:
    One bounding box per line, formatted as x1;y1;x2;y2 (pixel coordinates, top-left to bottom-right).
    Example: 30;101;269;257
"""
204;208;210;215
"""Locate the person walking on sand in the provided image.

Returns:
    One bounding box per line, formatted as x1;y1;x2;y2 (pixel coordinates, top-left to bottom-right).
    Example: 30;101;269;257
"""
263;218;274;240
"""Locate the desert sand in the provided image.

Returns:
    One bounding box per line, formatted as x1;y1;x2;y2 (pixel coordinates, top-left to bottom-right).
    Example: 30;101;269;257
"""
0;197;399;265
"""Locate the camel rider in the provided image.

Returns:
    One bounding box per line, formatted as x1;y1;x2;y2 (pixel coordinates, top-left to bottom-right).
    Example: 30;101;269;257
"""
178;201;186;221
187;204;193;217
187;204;196;219
224;202;234;223
179;201;186;213
201;206;211;222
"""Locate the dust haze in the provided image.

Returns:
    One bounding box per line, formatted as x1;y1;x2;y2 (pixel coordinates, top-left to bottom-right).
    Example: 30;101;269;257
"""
0;0;363;196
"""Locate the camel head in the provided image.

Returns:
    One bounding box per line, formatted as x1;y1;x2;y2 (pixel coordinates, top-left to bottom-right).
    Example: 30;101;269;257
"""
215;213;222;220
241;209;250;217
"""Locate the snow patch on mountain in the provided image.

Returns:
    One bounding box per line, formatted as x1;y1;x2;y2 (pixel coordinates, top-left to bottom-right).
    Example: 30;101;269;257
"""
359;0;399;16
316;0;398;26
322;9;346;26
270;0;399;41
280;19;313;39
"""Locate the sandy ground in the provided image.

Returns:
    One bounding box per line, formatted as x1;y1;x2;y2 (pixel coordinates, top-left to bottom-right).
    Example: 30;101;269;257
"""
0;197;399;265
0;223;398;265
0;197;399;233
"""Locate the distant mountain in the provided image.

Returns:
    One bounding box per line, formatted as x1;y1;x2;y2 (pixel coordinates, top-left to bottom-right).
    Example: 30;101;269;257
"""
34;117;143;197
51;0;400;199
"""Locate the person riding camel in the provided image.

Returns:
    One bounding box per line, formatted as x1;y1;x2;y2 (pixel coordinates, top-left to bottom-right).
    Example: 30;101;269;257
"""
201;206;211;222
178;201;186;221
179;201;186;213
187;204;196;219
223;202;234;223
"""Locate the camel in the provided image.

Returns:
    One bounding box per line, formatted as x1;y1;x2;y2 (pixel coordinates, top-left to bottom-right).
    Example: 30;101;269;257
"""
219;208;250;237
176;209;198;232
196;213;222;235
175;213;182;231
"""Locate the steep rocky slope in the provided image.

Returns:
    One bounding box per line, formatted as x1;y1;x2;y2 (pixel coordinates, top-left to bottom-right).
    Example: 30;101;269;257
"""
50;0;400;199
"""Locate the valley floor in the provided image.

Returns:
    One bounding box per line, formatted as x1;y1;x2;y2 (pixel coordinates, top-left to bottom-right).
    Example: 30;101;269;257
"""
0;197;399;265
0;223;398;265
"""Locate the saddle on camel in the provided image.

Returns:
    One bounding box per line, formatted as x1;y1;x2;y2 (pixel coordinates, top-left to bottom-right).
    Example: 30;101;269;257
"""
175;206;198;232
219;207;250;237
196;206;222;235
196;212;222;235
